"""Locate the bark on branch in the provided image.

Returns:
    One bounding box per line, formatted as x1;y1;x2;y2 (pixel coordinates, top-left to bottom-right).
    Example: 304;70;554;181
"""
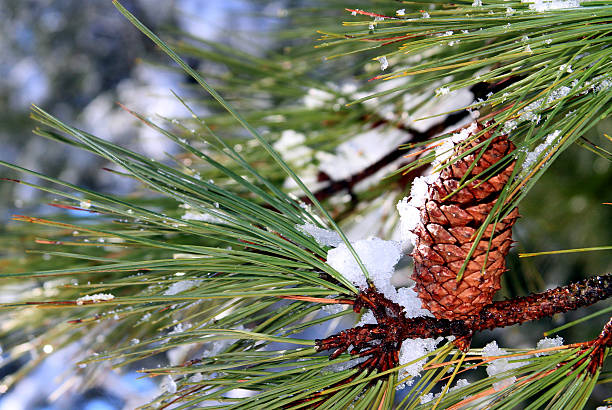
316;274;611;370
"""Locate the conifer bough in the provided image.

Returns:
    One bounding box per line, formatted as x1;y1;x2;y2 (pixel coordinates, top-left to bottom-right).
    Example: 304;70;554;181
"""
317;123;610;369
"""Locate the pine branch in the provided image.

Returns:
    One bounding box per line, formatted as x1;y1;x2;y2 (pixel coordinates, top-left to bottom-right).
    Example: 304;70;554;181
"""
307;78;520;204
317;274;612;368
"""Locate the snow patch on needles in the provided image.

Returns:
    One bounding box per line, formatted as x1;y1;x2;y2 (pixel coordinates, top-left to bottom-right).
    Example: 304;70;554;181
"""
181;203;223;223
297;223;342;247
397;337;443;388
482;341;524;391
535;335;564;355
433;122;478;167
326;237;402;298
164;280;200;296
324;234;436;387
522;0;581;11
160;375;177;394
520;130;561;177
76;293;114;305
420;378;470;404
377;56;389;71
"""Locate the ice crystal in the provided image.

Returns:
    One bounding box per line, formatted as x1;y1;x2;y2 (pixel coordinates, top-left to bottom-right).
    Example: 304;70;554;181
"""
297;223;342;247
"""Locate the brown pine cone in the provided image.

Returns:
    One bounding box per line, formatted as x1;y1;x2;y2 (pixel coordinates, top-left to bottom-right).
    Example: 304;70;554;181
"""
404;123;518;320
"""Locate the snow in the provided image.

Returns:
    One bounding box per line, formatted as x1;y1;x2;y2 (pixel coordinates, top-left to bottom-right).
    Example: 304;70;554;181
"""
326;237;402;299
516;85;571;125
402;88;474;133
321;303;348;315
378;56;389;71
397;337;443;388
433;122;478;167
318;126;408;181
182;209;222;223
164;280;200;296
297;223;342;247
420;378;470;403
160;375;177;394
397;173;439;246
356;309;377;326
272;129;313;167
76;293;115;305
535;335;563;355
324;233;430;314
397;286;434;318
303;88;334;109
420;393;435;404
522;0;581;11
482;341;523;391
520;130;561;176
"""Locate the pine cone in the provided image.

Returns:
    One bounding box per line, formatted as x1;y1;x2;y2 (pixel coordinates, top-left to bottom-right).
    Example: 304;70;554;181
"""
409;124;518;320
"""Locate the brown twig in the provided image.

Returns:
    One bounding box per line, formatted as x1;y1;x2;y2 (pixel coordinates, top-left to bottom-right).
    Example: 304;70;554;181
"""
304;78;524;205
316;274;611;372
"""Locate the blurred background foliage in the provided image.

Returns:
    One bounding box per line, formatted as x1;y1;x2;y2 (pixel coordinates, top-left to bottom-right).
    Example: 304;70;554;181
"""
0;0;610;408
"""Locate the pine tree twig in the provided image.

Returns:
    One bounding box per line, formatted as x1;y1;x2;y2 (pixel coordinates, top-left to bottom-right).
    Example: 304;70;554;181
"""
305;78;523;204
308;109;467;204
316;274;611;371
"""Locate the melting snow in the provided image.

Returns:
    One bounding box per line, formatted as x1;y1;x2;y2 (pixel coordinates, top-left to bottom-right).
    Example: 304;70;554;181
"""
522;0;581;11
164;280;200;296
326;237;402;298
535;335;563;355
520;130;561;176
297;223;342;247
398;337;443;388
160;375;177;394
76;293;114;305
397;173;439;246
482;341;524;391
